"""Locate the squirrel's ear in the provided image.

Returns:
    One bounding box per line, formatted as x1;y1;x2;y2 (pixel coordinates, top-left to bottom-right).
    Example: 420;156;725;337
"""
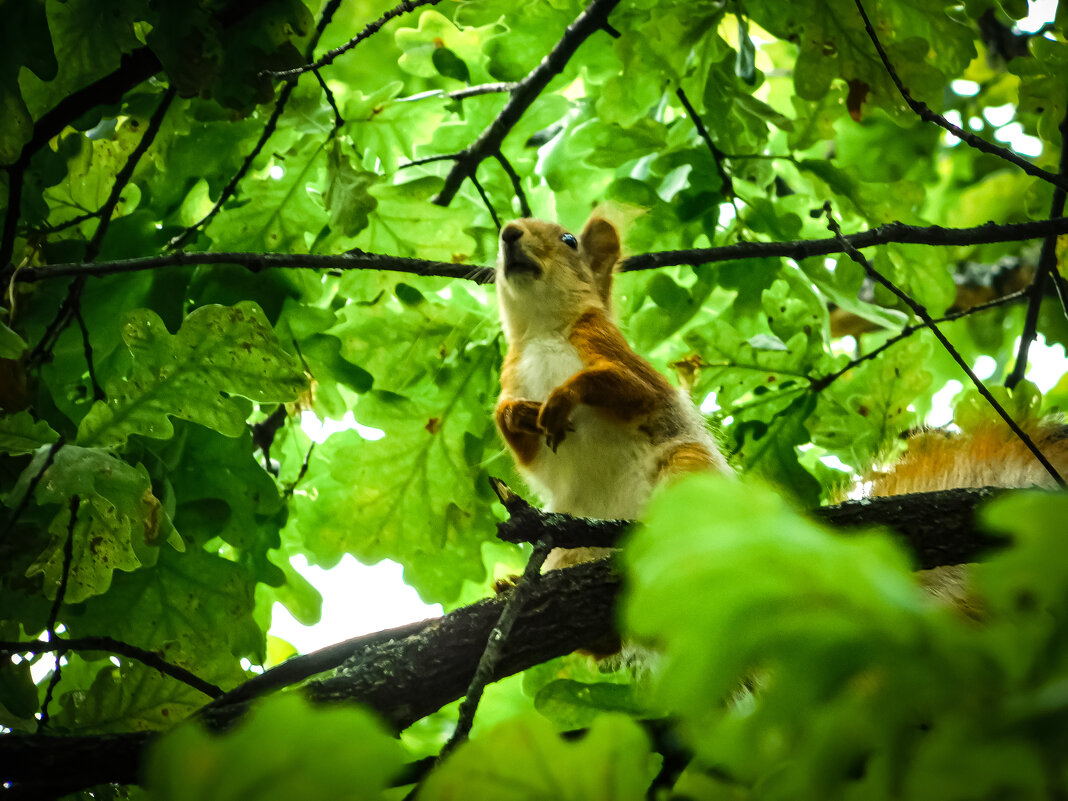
580;217;620;304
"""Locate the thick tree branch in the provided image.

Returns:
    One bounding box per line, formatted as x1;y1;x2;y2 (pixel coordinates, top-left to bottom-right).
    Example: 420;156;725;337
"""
0;485;1032;793
432;0;622;207
10;217;1068;288
854;0;1068;192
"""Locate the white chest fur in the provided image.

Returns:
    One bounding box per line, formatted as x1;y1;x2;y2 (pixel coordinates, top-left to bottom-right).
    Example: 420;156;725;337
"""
506;335;655;520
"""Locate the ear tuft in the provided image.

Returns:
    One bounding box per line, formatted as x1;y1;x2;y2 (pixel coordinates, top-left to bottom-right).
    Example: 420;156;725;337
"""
580;217;621;306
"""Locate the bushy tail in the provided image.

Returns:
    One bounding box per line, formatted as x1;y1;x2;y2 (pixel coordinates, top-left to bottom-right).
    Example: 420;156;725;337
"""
863;420;1068;497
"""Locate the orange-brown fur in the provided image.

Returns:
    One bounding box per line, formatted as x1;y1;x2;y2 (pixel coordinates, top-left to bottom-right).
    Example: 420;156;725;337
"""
865;421;1068;496
860;420;1068;618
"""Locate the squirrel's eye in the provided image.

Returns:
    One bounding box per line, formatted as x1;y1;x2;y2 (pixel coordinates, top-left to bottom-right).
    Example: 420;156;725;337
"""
560;233;578;250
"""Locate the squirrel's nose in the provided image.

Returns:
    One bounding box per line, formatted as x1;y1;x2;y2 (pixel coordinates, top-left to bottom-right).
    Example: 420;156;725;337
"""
501;224;523;245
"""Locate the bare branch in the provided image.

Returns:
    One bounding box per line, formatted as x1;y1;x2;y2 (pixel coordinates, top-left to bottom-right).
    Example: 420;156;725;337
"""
264;0;444;81
1007;96;1068;388
675;87;734;199
619;217;1068;272
854;0;1068;192
470;171;503;230
0;636;223;700
0;440;64;541
39;496;80;728
13;218;1068;289
432;0;622;207
493;150;532;218
396;82;520;103
444;536;553;753
811;288;1030;392
824;203;1066;488
12;251;495;285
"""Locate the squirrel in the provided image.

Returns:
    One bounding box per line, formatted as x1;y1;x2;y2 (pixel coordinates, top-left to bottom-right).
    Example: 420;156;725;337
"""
493;215;729;571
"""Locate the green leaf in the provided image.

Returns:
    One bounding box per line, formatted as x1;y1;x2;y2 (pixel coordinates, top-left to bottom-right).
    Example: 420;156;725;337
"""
810;334;931;466
735;14;757;85
10;445;173;603
0;317;28;358
623;474;962;787
146;694;404;801
0;411;59;455
534;680;645;731
323;139;378;238
421;714;656;801
54;658;208;733
68;544;261;684
78;303;308;448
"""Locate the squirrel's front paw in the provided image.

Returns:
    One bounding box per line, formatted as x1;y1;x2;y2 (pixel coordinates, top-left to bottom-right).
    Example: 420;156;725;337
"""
498;399;543;435
538;392;575;453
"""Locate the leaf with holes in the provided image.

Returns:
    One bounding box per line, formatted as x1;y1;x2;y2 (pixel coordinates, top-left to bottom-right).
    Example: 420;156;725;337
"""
77;302;307;448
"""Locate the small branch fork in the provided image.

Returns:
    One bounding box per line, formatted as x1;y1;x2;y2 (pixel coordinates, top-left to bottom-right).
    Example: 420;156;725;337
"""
853;0;1068;193
432;0;623;208
823;203;1066;488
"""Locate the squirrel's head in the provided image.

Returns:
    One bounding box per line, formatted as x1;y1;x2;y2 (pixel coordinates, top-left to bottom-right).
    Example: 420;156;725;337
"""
495;216;621;336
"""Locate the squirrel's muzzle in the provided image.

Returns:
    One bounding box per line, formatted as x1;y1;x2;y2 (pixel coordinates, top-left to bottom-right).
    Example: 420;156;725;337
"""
500;224;542;279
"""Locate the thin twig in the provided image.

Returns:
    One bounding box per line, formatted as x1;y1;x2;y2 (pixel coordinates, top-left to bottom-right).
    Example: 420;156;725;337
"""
27;87;177;375
313;69;344;128
442;531;554;755
493;150;532;218
397;153;461;170
87;88;177;262
39;496;79;728
264;0;444;80
811;288;1031;392
0;635;223;699
12;250;496;284
824;203;1065;487
1006;96;1068;388
433;0;622;207
396;82;519;103
675;87;735;199
74;306;104;401
470;172;502;230
618;216;1068;272
854;0;1068;192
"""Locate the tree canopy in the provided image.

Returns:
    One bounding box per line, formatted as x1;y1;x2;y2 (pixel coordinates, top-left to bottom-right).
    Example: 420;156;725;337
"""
2;0;1068;798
